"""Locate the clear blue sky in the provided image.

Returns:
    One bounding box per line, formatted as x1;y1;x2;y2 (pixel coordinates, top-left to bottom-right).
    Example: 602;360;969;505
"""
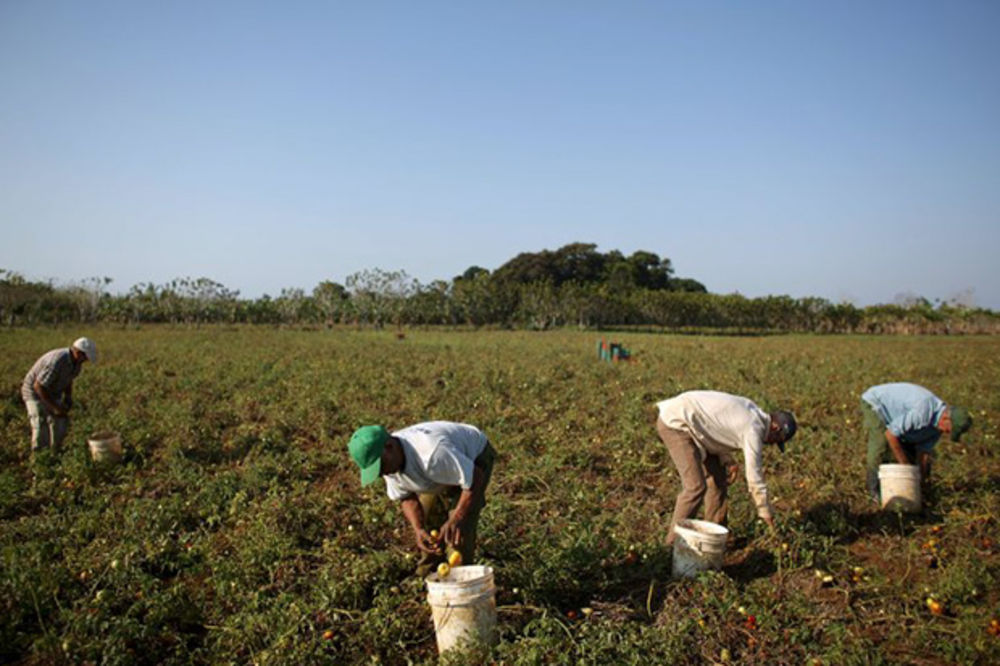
2;1;998;307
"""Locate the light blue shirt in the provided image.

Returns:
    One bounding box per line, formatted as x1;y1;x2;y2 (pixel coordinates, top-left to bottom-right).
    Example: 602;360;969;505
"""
861;383;945;451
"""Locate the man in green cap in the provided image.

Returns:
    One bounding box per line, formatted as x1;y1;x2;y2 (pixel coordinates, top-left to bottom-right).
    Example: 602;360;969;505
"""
348;421;496;576
861;382;972;501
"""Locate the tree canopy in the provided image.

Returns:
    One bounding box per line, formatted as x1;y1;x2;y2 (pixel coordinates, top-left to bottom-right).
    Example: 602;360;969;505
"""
489;242;702;292
3;244;996;334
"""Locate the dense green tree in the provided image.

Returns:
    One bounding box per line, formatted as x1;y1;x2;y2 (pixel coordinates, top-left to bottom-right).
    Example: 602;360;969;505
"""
313;281;349;325
626;250;672;289
345;268;417;328
492;249;560;285
455;266;490;282
452;271;514;326
552;243;606;284
669;277;708;293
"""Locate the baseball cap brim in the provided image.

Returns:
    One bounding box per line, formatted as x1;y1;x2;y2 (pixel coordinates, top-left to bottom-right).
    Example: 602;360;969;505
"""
359;458;381;486
72;338;98;364
949;406;972;442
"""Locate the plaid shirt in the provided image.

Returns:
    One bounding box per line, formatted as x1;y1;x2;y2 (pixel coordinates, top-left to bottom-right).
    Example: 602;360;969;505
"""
22;348;81;403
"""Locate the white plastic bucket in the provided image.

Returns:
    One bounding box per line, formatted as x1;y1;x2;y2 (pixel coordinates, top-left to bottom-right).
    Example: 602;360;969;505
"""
87;432;122;464
879;464;921;512
672;519;729;579
425;565;497;654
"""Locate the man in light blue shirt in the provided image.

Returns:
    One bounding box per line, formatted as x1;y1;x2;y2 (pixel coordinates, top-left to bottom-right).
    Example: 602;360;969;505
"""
861;383;972;501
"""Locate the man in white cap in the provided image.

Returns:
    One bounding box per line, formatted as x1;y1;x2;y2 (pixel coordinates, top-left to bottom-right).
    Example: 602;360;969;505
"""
22;337;98;453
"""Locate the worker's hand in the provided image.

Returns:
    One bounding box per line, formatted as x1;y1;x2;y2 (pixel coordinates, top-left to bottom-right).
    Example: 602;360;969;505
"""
726;463;739;485
413;527;439;554
50;405;67;418
439;518;464;548
762;514;776;530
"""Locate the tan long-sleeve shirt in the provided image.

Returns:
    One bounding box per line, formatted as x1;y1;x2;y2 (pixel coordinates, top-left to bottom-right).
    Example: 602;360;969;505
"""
657;391;774;520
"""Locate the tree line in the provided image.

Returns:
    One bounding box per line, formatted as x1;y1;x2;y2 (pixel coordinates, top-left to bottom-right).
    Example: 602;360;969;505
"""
2;243;997;333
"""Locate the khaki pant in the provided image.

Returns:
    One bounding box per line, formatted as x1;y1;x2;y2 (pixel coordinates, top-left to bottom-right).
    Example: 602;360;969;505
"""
657;418;728;544
25;398;69;452
415;441;496;577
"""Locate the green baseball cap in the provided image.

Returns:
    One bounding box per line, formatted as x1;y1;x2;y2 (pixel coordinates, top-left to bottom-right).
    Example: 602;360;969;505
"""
348;425;389;486
948;406;972;442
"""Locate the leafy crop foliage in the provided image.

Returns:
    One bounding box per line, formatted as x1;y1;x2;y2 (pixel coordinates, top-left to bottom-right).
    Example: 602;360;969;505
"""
1;327;998;664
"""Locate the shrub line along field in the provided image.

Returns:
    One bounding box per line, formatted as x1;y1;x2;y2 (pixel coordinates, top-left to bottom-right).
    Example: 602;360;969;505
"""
1;327;998;664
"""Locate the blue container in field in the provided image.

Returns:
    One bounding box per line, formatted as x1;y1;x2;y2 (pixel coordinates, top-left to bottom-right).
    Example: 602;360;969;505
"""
597;339;630;362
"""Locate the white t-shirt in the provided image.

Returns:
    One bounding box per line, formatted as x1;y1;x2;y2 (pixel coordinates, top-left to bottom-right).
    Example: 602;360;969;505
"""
657;391;774;520
384;421;488;501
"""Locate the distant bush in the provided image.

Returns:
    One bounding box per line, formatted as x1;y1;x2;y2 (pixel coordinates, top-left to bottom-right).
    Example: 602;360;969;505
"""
3;258;998;334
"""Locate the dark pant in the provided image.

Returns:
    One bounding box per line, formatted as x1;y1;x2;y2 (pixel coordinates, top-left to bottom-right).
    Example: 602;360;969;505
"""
415;441;496;576
862;401;919;499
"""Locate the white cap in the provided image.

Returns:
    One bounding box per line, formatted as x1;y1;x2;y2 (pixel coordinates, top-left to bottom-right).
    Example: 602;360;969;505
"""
72;337;98;364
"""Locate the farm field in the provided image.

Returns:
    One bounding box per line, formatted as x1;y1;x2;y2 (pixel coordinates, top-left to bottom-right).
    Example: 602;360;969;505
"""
1;327;999;664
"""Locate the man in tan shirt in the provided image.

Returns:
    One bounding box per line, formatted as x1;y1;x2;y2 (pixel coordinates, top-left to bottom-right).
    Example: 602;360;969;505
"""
656;390;797;543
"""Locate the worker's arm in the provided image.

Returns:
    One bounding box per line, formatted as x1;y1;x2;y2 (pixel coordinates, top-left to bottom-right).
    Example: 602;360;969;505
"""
439;464;486;547
743;433;776;530
726;463;739;485
33;380;66;417
400;495;438;554
885;430;910;465
64;382;73;411
717;452;739;485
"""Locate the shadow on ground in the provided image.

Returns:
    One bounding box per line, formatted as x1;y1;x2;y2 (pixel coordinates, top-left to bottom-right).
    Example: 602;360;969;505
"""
800;500;946;546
